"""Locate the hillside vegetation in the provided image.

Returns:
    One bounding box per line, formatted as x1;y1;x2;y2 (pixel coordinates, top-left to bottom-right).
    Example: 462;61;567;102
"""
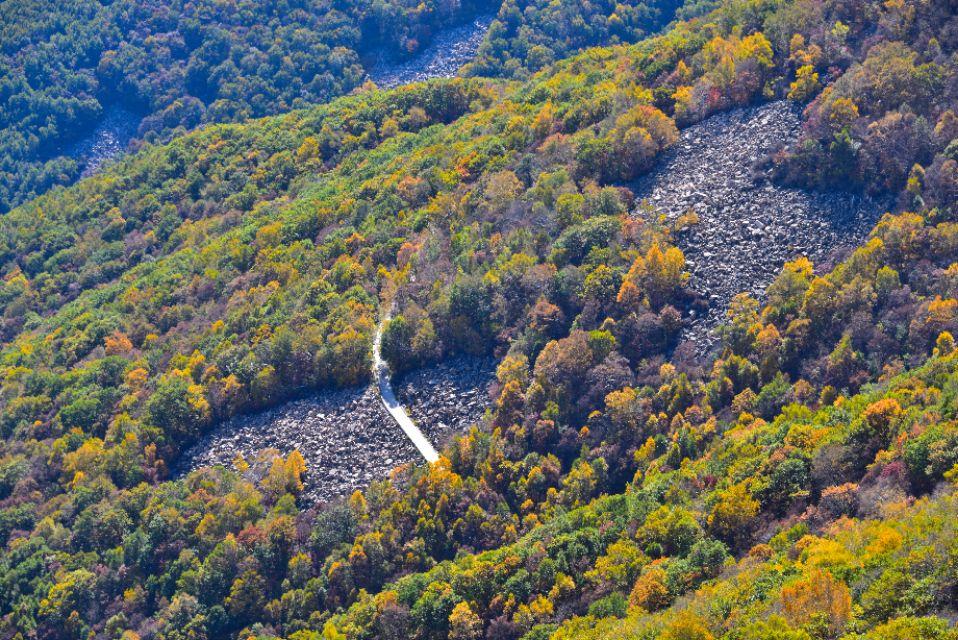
0;0;957;637
463;0;686;77
0;0;683;213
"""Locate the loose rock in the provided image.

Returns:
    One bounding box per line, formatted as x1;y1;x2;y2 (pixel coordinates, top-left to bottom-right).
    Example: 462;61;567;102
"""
366;15;494;89
632;101;891;352
394;355;497;447
175;357;496;504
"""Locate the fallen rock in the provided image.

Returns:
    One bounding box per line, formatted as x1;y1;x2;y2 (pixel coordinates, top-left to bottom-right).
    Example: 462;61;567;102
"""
366;15;494;89
174;357;496;504
632;101;891;353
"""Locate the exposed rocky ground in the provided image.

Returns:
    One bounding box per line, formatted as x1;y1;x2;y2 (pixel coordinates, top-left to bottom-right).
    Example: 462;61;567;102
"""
176;357;496;503
180;103;889;502
394;356;497;446
66;106;140;177
632;100;891;353
366;15;494;88
175;387;418;503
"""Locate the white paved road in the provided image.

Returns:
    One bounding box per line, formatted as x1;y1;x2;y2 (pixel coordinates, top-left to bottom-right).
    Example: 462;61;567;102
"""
373;313;440;463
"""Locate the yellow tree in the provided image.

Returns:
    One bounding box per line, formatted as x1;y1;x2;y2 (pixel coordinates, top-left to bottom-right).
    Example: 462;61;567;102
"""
780;569;852;637
618;243;687;311
707;482;759;549
448;601;482;640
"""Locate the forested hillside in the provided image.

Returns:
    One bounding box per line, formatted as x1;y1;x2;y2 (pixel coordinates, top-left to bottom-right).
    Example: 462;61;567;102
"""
462;0;686;77
0;0;957;637
0;0;493;212
0;0;684;213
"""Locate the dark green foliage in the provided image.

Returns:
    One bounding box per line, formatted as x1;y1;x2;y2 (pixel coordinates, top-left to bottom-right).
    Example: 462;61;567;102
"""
0;0;497;213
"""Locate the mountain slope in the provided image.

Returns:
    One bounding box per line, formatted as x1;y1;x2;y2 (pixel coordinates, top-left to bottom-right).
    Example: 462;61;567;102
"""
0;0;957;637
0;0;687;213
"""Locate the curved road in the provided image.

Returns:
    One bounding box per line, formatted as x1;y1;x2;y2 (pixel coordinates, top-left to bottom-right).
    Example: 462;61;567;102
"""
373;312;440;463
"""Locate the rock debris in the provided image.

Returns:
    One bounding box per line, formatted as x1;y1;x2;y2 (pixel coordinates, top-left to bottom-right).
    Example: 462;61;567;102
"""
632;101;891;353
175;357;495;503
366;15;494;89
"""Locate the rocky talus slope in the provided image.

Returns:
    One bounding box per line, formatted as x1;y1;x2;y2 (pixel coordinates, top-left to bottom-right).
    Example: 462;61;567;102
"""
176;358;496;503
366;15;494;89
394;356;497;447
179;101;885;502
633;101;891;352
176;387;417;503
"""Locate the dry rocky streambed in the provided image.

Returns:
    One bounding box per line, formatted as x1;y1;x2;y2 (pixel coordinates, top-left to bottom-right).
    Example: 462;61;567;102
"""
177;101;891;503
